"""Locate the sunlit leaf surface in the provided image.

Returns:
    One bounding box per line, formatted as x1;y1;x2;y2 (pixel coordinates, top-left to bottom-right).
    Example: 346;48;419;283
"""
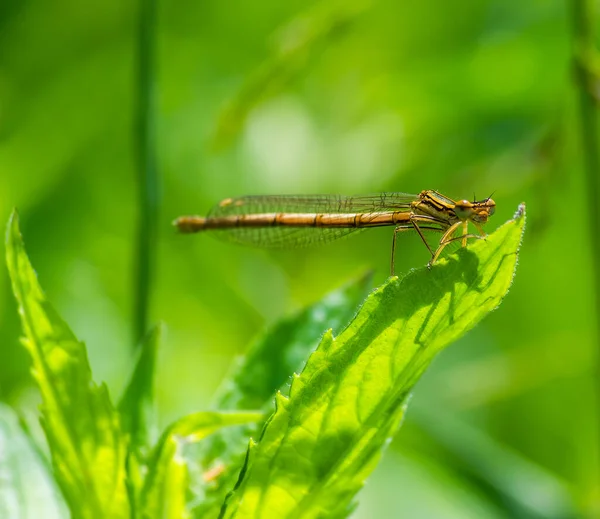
220;205;526;519
5;211;130;519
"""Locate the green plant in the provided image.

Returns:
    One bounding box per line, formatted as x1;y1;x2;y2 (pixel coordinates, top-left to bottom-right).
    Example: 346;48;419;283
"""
3;205;525;518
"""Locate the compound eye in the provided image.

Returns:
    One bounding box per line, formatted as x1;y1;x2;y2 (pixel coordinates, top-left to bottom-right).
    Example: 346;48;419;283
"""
454;200;474;220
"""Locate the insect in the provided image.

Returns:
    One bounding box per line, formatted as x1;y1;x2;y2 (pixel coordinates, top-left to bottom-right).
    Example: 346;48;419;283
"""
174;190;496;274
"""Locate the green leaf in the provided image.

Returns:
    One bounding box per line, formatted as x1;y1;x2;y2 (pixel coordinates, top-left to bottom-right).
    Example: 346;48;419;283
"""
219;204;526;519
140;411;263;519
0;403;67;518
195;274;373;518
118;324;162;453
5;211;130;519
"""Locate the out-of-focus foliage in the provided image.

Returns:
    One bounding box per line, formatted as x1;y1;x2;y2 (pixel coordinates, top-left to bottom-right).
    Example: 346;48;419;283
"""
0;403;66;518
5;213;265;517
0;0;596;517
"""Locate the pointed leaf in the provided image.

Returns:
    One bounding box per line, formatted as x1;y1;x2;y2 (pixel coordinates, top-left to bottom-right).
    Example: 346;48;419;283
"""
118;324;162;452
5;211;130;519
220;204;526;519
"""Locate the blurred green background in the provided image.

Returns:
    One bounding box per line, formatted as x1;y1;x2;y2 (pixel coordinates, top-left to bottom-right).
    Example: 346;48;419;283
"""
0;0;596;517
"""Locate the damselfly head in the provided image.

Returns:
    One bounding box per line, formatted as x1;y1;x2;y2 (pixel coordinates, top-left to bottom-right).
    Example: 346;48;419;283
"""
453;197;496;223
472;197;496;222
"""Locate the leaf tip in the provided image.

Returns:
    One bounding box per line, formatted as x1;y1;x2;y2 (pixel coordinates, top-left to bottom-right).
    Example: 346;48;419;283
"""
143;322;164;351
6;209;21;247
510;202;527;252
5;209;30;295
514;202;526;220
274;391;289;409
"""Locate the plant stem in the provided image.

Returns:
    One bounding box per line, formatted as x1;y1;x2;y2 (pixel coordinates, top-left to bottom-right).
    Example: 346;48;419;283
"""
133;0;159;346
570;0;600;497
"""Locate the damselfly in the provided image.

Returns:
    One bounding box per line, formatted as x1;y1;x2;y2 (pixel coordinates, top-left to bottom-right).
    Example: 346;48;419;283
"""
174;190;496;274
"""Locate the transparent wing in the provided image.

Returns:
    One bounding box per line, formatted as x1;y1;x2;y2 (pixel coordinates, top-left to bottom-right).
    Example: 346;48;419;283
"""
212;225;365;248
208;192;418;216
205;192;418;248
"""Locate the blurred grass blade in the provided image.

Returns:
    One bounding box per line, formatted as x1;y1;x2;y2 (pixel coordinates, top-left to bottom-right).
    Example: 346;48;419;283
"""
195;274;373;518
140;411;263;519
411;405;579;519
133;0;160;345
219;204;526;519
118;324;161;452
212;0;371;149
5;211;130;519
0;403;67;519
